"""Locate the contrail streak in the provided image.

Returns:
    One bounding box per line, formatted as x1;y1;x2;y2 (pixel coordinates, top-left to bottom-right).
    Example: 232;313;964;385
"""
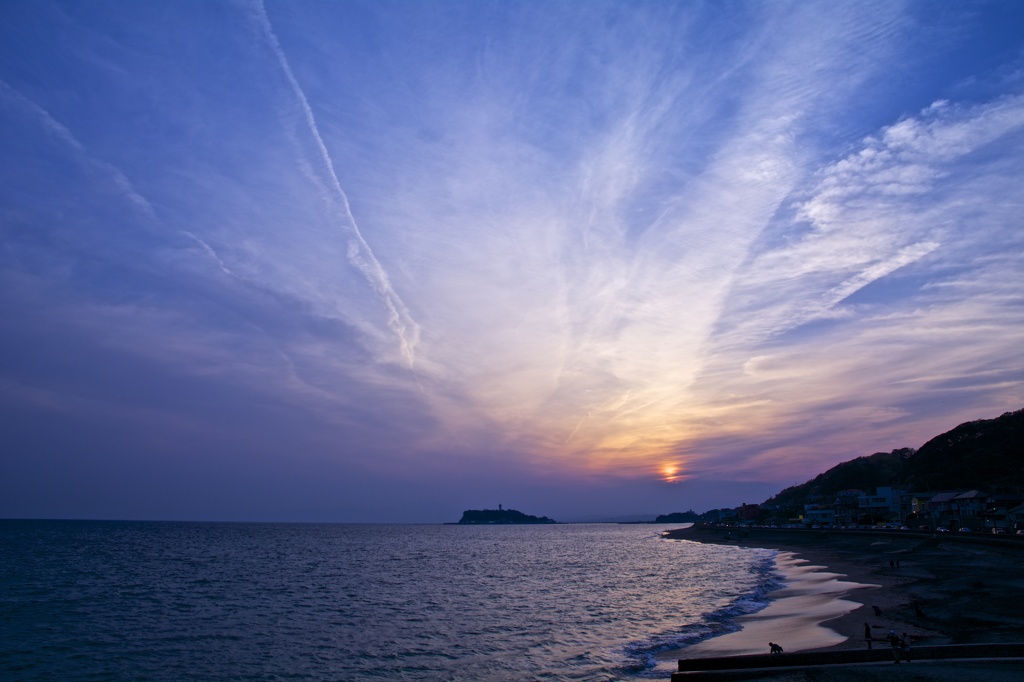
0;78;235;278
250;0;421;370
182;230;236;277
564;413;590;445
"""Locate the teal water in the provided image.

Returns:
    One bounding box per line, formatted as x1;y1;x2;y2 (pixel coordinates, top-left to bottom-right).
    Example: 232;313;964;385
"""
0;521;779;681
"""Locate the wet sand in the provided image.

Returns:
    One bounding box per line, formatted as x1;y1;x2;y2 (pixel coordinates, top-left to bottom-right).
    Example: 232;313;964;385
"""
658;527;1024;677
671;552;874;658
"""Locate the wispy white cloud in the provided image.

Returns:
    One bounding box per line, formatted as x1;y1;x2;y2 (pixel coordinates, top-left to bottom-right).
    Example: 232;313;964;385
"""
682;93;1024;479
2;0;1023;520
305;0;935;479
0;74;400;424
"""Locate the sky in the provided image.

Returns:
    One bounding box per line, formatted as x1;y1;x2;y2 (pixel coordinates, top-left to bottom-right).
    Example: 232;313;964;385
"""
1;0;1023;523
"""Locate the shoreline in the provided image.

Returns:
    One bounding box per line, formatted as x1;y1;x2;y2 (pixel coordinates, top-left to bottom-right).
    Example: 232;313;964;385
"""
660;527;1024;664
656;550;874;663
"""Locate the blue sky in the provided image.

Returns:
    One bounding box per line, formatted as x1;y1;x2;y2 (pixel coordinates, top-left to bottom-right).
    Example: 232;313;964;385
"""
2;0;1023;522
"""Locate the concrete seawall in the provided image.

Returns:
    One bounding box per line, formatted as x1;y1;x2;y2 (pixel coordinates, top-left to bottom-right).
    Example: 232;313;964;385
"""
673;643;1024;677
663;525;1024;550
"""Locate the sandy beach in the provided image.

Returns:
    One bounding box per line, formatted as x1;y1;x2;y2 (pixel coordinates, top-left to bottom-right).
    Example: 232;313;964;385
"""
672;551;873;658
659;527;1024;678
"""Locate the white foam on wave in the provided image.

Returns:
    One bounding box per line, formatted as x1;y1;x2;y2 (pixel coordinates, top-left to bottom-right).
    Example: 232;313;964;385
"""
618;548;784;675
678;550;878;658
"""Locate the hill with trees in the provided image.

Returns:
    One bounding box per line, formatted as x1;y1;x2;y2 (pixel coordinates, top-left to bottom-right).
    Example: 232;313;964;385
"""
655;510;700;523
901;409;1024;491
763;408;1024;508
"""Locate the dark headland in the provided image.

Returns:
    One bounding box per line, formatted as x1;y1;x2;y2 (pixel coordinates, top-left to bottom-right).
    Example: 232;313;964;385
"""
457;508;556;524
652;409;1024;679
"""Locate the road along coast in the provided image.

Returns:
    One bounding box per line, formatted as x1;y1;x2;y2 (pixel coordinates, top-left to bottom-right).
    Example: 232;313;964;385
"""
660;525;1024;679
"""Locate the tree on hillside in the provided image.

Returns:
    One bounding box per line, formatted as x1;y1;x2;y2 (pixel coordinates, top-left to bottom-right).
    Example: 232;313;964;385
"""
901;409;1024;491
764;449;913;507
761;409;1024;507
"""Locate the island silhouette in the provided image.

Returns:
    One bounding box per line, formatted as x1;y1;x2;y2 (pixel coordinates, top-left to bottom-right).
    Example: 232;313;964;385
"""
458;505;557;524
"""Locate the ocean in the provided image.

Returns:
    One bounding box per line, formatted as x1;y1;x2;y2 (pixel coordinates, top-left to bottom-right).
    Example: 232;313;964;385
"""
1;521;780;681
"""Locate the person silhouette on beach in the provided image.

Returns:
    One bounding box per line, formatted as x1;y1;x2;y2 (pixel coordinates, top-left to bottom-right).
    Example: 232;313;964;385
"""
900;633;911;663
864;622;872;649
887;629;901;664
769;642;784;655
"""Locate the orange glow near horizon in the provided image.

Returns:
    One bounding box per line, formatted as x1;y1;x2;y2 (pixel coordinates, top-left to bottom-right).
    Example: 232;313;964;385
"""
661;463;682;483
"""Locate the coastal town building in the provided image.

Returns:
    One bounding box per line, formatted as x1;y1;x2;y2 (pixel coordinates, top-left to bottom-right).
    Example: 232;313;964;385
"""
803;508;836;527
857;487;903;522
712;485;1023;532
1008;503;1024;532
926;491;962;528
739;503;760;521
832;489;863;526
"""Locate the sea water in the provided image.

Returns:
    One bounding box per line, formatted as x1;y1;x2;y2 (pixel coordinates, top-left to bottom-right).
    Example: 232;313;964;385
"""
0;521;779;681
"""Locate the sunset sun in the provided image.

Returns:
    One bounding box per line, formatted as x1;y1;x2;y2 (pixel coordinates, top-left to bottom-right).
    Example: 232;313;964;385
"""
661;464;682;484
